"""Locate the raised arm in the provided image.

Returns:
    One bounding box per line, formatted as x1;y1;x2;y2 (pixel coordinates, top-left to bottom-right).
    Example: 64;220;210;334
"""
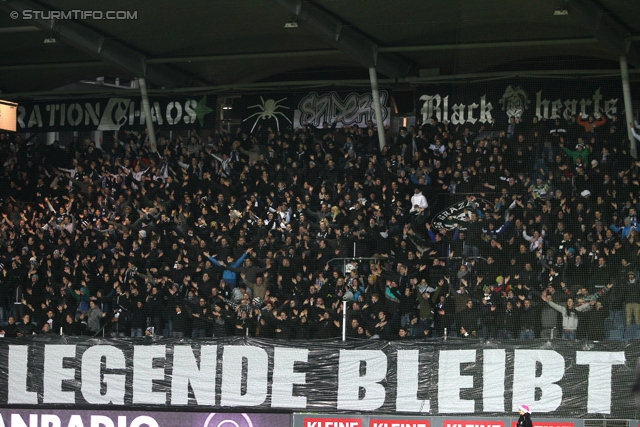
203;252;222;267
546;299;565;315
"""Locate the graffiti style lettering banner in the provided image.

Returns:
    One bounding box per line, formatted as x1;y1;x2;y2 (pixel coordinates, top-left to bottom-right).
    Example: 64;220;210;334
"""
236;91;391;134
292;91;390;129
415;80;628;127
0;409;288;427
0;337;636;417
16;96;215;131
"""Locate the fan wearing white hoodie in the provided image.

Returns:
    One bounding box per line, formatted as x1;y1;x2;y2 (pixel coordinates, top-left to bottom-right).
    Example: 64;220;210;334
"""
410;188;428;213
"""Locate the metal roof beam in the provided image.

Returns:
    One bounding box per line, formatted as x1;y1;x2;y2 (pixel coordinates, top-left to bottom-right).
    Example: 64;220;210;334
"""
7;68;640;100
564;0;640;67
271;0;412;78
146;49;340;64
0;0;205;88
0;61;104;71
149;35;640;64
8;35;639;71
0;26;40;34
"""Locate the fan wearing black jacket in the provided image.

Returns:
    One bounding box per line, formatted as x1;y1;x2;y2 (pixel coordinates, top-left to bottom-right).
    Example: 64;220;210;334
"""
1;316;18;337
516;405;533;427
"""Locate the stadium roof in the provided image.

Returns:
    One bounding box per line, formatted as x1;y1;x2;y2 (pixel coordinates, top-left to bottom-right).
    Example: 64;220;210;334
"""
0;0;639;99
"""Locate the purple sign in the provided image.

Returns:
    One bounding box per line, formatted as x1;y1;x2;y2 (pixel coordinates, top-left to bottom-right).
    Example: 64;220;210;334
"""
0;410;290;427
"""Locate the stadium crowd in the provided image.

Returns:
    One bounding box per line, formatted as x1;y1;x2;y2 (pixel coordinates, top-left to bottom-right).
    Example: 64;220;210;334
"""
0;105;640;341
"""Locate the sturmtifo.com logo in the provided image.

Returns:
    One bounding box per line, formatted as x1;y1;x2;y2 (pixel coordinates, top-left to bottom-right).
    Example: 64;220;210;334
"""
204;414;254;427
11;10;137;20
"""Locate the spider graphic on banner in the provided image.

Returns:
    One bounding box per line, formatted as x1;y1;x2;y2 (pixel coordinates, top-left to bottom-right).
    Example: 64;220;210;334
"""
243;97;292;133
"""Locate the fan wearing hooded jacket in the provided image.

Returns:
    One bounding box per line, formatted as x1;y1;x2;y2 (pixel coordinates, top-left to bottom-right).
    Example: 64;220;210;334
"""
516;405;533;427
541;291;592;340
561;141;591;165
409;188;428;213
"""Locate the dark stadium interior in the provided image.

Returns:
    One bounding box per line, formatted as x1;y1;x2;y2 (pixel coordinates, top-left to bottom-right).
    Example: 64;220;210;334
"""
3;0;640;422
1;2;640;344
0;0;639;94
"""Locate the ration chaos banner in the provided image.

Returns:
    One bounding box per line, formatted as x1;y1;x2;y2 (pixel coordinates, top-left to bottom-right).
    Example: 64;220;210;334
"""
0;337;637;418
15;96;216;132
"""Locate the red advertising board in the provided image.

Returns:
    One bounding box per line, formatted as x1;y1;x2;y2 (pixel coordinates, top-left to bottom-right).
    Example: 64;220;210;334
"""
511;423;574;427
370;420;429;427
443;421;504;427
304;418;362;427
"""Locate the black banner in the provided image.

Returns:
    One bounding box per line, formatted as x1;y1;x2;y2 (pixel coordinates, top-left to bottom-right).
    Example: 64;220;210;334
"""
0;337;637;418
235;90;391;134
16;96;216;131
415;79;630;127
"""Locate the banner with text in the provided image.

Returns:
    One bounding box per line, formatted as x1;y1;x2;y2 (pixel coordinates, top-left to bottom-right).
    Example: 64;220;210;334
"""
0;337;637;418
0;409;288;427
16;96;216;131
415;79;631;128
293;414;585;427
236;91;391;134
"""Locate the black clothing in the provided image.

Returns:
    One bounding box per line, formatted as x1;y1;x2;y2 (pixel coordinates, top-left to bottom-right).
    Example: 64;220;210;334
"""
516;412;533;427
